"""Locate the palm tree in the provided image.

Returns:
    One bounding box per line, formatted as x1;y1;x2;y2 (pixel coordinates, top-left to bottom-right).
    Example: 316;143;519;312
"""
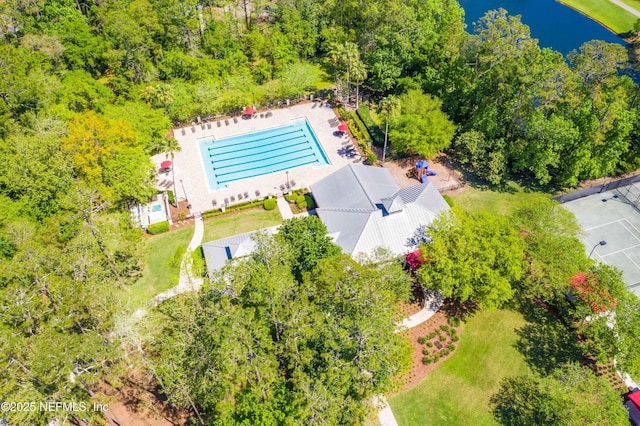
162;137;181;206
379;95;400;162
351;60;367;110
343;42;359;105
328;42;344;87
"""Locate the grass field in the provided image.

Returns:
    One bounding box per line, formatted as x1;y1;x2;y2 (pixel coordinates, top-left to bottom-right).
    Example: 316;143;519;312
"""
202;208;283;242
126;227;194;309
620;0;640;12
126;209;282;310
452;184;551;215
388;310;531;426
559;0;638;34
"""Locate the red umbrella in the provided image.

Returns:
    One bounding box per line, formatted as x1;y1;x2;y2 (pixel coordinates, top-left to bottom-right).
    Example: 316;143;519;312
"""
243;107;255;115
161;160;172;169
338;124;348;132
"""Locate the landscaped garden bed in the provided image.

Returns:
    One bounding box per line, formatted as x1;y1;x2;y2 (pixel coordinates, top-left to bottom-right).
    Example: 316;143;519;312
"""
396;311;461;392
285;188;316;213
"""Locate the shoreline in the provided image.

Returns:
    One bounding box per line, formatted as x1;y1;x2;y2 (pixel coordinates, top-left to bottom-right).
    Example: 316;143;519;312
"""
556;0;625;36
556;0;634;39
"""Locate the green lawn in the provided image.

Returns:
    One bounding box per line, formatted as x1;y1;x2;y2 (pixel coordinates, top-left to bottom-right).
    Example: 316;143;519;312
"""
452;184;551;215
126;227;194;309
389;310;531;426
620;0;640;12
559;0;638;34
202;208;283;243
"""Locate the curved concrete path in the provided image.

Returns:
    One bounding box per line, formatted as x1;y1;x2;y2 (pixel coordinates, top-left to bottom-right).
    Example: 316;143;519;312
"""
154;213;205;305
378;290;442;426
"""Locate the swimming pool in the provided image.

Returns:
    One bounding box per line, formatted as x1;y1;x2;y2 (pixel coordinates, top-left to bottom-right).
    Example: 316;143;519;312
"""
199;118;330;190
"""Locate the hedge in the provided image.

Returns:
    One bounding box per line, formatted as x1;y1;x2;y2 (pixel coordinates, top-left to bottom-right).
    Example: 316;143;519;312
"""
356;105;385;147
337;107;377;164
167;190;175;205
147;220;170;235
263;198;277;210
202;200;265;218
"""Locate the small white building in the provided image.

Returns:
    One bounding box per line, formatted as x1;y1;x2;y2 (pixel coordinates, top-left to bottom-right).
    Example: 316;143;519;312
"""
130;192;172;229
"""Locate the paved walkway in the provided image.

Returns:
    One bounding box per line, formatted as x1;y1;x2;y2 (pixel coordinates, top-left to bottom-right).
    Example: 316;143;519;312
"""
399;290;443;329
378;290;442;426
153;213;205;305
610;0;640;18
277;196;294;220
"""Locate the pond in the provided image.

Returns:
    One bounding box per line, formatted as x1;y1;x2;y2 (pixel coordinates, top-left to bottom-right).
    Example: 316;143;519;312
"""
459;0;627;55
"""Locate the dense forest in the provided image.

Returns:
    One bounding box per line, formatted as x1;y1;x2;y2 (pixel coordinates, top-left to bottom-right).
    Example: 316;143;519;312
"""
1;0;640;424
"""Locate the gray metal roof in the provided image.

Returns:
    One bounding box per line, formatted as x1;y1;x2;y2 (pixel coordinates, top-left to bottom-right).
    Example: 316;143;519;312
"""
310;164;399;210
311;164;450;256
314;208;372;254
202;227;277;275
396;183;450;216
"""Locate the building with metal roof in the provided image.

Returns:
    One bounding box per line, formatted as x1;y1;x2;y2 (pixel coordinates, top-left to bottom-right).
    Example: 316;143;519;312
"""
202;226;277;275
311;164;449;256
201;164;450;275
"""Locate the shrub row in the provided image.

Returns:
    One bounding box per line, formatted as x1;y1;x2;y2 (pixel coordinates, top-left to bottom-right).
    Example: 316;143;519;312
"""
356;105;385;147
337;107;378;164
202;199;266;218
167;190;175;205
147;220;170;235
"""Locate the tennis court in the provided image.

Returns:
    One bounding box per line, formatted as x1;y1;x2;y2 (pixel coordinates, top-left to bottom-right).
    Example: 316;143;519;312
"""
563;183;640;296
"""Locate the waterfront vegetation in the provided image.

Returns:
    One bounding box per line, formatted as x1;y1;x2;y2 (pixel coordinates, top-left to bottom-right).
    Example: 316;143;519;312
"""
560;0;638;34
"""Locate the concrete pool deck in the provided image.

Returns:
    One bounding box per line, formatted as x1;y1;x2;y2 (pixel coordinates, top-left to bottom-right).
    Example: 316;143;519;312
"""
152;103;358;214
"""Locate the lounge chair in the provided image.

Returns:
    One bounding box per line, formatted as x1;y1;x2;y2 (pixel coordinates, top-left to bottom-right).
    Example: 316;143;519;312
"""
260;113;264;118
207;122;212;129
290;180;296;187
230;195;236;202
217;121;221;127
255;190;261;197
181;128;186;135
280;184;286;191
233;117;238;123
191;126;196;133
238;193;243;200
224;198;229;205
212;199;217;206
244;192;249;198
225;119;229;126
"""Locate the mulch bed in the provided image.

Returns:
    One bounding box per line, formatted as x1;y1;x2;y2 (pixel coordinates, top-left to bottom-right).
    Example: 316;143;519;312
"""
394;311;461;393
169;201;193;229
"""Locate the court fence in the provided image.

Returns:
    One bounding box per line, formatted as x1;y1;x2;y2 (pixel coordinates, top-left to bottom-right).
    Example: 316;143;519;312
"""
554;173;640;205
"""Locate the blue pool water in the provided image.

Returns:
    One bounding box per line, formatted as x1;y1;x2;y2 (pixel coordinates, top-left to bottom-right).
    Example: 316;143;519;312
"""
199;118;330;190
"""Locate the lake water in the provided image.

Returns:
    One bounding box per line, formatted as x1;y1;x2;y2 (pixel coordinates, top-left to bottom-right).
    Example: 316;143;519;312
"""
459;0;627;55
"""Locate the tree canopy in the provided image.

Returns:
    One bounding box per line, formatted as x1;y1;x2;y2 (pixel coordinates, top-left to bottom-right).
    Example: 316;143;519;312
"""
491;363;629;426
417;209;527;310
152;227;412;424
388;90;456;158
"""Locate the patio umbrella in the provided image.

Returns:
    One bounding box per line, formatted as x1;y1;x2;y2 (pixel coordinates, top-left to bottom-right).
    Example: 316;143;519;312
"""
161;160;172;169
338;124;348;132
243;107;255;115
